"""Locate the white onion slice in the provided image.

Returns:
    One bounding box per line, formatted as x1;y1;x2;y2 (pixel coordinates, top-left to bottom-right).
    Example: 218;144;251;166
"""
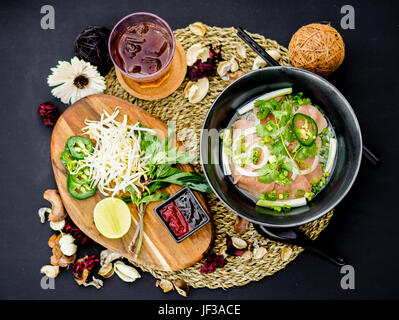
325;138;337;173
237;87;293;115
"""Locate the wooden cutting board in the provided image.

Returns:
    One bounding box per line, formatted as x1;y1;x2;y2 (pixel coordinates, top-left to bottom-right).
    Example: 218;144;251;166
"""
50;94;214;271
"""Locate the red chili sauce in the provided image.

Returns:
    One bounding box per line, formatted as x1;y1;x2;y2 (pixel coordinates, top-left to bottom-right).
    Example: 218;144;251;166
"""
160;202;190;238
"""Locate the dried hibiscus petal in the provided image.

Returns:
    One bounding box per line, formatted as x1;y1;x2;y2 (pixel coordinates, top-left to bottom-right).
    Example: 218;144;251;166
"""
64;217;92;245
37;102;59;126
72;254;99;277
187;45;222;81
200;253;226;274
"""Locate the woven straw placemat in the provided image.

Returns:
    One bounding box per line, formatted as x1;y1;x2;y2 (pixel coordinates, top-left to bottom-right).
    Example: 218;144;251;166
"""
104;25;334;289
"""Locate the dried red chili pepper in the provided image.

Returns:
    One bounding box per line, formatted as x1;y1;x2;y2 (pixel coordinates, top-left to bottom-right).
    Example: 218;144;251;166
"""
200;253;226;274
187;45;222;81
37;102;59;126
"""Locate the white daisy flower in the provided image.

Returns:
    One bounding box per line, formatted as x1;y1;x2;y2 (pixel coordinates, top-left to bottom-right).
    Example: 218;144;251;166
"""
47;57;106;104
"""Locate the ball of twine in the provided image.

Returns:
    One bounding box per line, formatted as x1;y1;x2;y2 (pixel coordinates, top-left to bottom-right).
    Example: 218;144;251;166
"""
288;23;345;76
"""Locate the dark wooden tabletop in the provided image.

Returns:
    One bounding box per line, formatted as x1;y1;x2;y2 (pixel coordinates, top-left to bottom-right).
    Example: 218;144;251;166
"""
0;0;398;300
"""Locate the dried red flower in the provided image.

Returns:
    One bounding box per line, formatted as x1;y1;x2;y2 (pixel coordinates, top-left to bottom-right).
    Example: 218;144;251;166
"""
225;236;246;256
64;217;92;245
187;45;222;81
72;254;99;277
37;102;59;126
200;253;226;274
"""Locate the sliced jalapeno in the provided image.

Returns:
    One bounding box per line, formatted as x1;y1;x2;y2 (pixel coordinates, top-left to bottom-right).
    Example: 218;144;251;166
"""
292;113;318;146
60;148;78;173
67;172;96;200
66;136;94;160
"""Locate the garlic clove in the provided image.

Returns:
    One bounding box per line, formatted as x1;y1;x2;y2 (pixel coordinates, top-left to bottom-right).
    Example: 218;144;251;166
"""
114;261;141;282
218;245;227;257
98;263;114;278
266;49;281;61
217;60;232;79
40;265;60;278
174;280;189;297
197;47;210;62
229;57;239;72
186;43;208;66
236;43;247;59
280;247;293;262
50;219;65;231
253;247;267;259
231;237;247;249
252;56;267;70
156;279;174;293
189;22;207;36
184;78;209;103
241;250;253;262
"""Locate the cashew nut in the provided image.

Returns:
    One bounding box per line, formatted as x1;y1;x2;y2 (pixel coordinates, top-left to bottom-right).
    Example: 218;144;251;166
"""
43;189;67;222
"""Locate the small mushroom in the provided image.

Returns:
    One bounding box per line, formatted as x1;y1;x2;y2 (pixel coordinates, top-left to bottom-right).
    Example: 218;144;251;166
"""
49;219;65;231
234;216;249;234
174;280;189;297
156;279;174;293
189;22;206;36
114;261;141;282
253;247;267;260
83;276;103;289
280;247;293;262
231;237;247;250
100;249;121;267
184;78;209;103
38;207;51;223
186;43;209;66
40;265;60;278
98;263;114;278
43;189;67;222
236;43;247;59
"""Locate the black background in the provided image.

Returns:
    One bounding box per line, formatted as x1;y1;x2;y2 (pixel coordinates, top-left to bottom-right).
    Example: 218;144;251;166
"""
0;0;398;300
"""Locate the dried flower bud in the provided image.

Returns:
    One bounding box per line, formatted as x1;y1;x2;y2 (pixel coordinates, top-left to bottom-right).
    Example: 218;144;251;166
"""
37;102;59;127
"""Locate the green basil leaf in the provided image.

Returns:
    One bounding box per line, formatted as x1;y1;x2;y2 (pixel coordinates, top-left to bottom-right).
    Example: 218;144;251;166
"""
155;172;212;193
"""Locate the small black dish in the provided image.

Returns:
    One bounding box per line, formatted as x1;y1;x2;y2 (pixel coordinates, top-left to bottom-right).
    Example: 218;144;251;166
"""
154;187;210;243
